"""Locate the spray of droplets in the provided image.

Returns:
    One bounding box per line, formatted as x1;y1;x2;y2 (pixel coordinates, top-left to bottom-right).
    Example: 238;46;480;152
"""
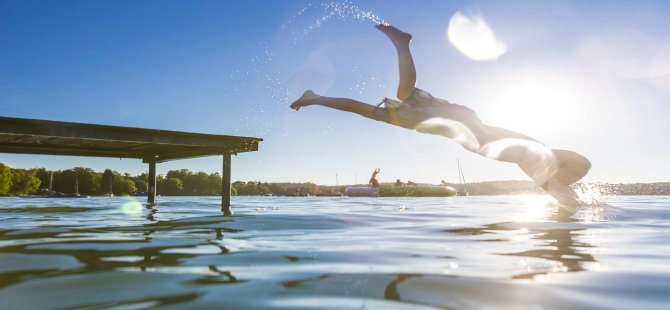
222;1;389;138
574;182;607;205
298;1;387;37
349;65;387;95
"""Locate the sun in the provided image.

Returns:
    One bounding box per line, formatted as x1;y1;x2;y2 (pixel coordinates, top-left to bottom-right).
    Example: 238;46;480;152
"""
477;67;595;138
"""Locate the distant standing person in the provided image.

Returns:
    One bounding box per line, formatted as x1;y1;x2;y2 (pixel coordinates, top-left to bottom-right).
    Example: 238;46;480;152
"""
369;168;380;188
290;24;591;207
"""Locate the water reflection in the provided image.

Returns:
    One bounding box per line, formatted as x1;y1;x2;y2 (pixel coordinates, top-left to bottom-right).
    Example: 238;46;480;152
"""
446;206;596;280
0;203;244;308
374;206;599;306
384;274;415;301
2;196;661;309
145;203;158;222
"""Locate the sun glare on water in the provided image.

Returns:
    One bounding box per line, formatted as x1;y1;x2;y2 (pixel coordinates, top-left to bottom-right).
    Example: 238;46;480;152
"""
512;195;553;222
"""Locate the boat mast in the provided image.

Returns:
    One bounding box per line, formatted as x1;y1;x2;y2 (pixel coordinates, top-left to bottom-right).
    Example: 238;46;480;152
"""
457;159;468;195
108;175;114;196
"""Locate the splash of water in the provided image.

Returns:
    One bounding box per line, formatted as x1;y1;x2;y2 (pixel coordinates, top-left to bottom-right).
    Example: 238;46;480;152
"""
574;182;607;205
285;1;387;39
306;1;386;33
223;1;389;138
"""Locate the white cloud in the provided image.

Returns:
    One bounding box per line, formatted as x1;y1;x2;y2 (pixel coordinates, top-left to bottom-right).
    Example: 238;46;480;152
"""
447;11;507;61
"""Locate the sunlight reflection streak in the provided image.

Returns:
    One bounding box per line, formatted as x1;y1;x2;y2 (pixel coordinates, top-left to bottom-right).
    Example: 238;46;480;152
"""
416;117;480;152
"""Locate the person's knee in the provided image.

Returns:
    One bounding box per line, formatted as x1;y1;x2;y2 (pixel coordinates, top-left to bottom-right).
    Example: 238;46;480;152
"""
552;151;591;185
580;157;592;174
554;150;591;170
396;87;413;101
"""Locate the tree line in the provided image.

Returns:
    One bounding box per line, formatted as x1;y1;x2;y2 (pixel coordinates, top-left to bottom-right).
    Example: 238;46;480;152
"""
0;162;339;196
0;162;145;196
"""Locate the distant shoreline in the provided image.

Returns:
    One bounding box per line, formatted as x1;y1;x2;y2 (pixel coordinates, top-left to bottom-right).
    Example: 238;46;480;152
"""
318;181;670;196
2;161;667;197
2;181;669;197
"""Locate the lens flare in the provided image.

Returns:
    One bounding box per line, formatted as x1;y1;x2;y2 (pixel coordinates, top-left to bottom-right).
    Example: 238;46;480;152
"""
120;198;143;216
447;11;507;61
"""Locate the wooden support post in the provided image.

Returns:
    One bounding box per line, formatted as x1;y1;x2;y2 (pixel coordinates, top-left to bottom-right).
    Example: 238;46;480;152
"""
222;153;232;215
148;160;157;204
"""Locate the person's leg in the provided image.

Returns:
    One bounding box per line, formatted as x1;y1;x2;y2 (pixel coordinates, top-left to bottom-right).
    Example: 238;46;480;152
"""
473;122;590;205
517;149;591;206
549;149;591;186
542;180;581;207
517;159;579;206
290;90;392;123
376;25;416;101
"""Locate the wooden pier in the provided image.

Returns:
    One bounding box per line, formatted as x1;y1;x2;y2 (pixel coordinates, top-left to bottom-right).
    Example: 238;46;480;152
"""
0;116;262;215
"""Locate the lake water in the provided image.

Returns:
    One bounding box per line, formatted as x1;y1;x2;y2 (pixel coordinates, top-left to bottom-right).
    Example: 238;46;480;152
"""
1;195;668;309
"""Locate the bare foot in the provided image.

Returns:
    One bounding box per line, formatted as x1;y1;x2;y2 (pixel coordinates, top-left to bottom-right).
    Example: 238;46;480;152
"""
375;24;412;47
290;90;320;111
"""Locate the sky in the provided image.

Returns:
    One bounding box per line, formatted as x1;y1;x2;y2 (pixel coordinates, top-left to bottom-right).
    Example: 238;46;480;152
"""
1;0;669;185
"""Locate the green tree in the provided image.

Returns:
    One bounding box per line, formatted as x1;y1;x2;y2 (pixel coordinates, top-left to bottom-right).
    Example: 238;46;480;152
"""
163;177;183;196
134;173;148;193
187;172;216;195
258;182;272;195
0;163;14;195
163;169;223;196
231;181;245;196
53;170;75;194
134;179;147;193
230;181;275;196
113;176;136;196
268;183;289;196
101;169;115;195
70;167;101;195
166;169;192;182
243;181;259;196
156;175;166;195
135;173;149;181
302;182;320;195
208;173;222;195
49;170;63;193
9;169;41;194
33;168;52;190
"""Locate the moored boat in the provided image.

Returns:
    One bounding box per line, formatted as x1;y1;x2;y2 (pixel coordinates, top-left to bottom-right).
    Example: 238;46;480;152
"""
345;185;457;197
380;185;456;197
345;186;380;197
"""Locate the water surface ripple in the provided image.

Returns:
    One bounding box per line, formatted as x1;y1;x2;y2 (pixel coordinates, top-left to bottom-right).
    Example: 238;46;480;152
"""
0;195;668;309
